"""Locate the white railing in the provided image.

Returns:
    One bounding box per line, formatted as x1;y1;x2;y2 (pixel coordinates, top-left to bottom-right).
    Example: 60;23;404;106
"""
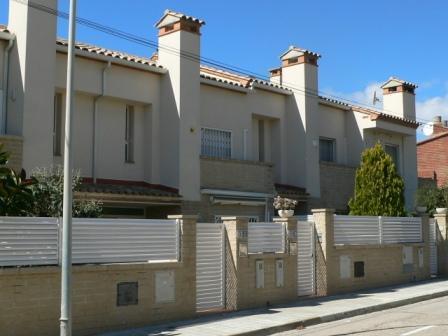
0;217;179;266
0;217;59;266
72;218;179;264
248;222;285;253
334;215;422;245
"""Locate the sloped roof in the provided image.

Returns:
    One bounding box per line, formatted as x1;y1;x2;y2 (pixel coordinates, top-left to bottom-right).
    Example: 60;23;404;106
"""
381;76;418;89
0;24;10;33
280;45;321;59
155;9;205;28
417;131;448;145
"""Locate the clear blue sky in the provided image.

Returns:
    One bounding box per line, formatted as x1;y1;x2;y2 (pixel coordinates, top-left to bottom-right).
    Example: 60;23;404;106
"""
2;0;448;125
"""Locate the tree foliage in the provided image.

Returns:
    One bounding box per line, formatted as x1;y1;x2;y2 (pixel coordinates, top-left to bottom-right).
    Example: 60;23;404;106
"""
30;166;102;218
0;144;35;216
349;143;406;216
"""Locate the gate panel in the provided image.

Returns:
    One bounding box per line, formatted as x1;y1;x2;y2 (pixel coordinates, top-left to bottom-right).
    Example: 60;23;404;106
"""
196;223;225;311
429;218;438;276
297;220;315;296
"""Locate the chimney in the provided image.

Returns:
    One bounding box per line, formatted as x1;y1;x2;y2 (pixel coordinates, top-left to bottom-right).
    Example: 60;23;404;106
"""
280;45;321;198
269;67;282;85
381;77;417;120
155;10;205;201
7;0;57;171
432;115;448;135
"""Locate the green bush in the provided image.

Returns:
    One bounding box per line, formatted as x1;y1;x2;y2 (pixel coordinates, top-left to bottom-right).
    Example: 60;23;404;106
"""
349;143;406;216
415;186;448;215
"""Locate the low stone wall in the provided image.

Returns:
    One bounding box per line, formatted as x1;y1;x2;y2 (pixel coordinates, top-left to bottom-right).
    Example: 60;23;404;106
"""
0;216;196;336
319;162;356;213
0;135;23;172
313;209;431;296
201;156;274;194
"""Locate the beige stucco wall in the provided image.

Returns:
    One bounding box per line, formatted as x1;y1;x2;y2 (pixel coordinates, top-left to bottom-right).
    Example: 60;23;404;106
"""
0;40;5;90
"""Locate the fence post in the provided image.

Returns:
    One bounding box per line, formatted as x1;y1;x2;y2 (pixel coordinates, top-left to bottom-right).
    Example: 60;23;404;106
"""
221;216;248;311
433;213;448;276
311;209;334;296
378;216;383;245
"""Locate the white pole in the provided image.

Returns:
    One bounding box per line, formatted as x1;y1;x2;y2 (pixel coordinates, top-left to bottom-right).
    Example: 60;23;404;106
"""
60;0;77;335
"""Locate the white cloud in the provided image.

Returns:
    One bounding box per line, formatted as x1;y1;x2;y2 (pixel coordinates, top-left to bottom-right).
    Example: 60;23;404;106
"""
416;94;448;124
323;82;384;109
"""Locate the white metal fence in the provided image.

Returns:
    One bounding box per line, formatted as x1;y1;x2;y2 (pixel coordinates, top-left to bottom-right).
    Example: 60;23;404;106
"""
0;217;179;266
248;222;285;253
334;215;422;245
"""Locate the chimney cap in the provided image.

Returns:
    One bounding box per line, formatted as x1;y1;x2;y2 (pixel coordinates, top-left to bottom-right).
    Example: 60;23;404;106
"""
280;45;321;60
155;9;205;28
380;76;418;89
433;115;442;123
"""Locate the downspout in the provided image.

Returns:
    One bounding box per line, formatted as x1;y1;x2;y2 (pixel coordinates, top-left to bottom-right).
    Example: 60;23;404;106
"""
2;35;16;135
92;61;111;183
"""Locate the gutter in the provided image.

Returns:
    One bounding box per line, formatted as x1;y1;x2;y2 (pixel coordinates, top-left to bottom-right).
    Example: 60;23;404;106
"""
1;34;15;134
55;44;167;75
92;61;111;183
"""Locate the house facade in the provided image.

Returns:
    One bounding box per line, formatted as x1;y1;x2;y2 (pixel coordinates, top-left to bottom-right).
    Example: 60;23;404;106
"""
0;1;419;220
417;116;448;188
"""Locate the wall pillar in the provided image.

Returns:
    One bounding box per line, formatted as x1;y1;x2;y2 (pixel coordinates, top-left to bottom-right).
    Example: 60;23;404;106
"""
434;214;448;276
167;215;197;314
420;214;431;277
311;208;334;296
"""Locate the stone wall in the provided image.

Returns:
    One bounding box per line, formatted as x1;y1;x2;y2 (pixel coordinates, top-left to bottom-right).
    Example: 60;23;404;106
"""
319;162;356;213
0;216;196;336
0;135;23;172
201;156;274;194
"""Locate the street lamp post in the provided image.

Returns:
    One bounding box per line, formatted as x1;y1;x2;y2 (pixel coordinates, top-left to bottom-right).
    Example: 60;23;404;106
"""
60;0;77;335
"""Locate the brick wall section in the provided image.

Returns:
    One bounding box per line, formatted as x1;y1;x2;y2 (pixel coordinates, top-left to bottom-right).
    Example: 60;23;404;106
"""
313;210;431;296
201;156;274;194
0;216;197;336
319;162;356;213
417;134;448;187
223;217;298;310
0;135;23;172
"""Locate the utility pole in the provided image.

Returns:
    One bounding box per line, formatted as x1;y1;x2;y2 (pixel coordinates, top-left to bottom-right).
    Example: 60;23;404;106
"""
60;0;77;335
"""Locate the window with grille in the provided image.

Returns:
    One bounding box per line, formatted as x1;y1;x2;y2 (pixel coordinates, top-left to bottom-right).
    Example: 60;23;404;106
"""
385;144;399;171
125;105;134;163
319;137;336;162
201;128;232;159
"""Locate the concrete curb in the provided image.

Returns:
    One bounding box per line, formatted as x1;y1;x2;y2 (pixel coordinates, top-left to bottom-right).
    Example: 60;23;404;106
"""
232;289;448;336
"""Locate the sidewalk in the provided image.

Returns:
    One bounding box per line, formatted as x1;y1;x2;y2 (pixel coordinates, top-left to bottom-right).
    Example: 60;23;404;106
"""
99;279;448;336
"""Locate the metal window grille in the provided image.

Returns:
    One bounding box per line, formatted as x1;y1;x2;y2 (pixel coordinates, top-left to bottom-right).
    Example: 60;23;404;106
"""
201;128;231;159
248;222;285;253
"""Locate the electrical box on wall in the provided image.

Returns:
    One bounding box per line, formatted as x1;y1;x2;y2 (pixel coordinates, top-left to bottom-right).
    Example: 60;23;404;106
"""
155;270;175;303
418;248;424;268
256;260;264;288
340;255;351;279
276;259;284;287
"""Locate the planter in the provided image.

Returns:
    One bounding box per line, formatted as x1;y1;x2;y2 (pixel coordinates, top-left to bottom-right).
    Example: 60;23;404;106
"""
436;208;448;214
278;209;294;218
415;206;427;213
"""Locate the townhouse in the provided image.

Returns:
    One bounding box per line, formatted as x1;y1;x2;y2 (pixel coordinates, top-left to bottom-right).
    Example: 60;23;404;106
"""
0;0;419;220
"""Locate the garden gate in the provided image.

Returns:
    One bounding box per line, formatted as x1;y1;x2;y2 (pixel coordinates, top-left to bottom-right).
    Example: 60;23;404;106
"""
297;219;316;296
429;218;438;276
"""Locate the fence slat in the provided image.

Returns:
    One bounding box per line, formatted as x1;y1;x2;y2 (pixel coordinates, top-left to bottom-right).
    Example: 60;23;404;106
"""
248;222;285;253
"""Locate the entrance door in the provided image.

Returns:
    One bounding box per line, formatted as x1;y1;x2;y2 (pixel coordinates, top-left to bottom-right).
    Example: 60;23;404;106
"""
297;220;316;296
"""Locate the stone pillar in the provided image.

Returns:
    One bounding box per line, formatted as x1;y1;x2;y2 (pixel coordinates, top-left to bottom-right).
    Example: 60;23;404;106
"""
167;215;197;313
434;214;448;276
312;208;335;296
222;216;248;311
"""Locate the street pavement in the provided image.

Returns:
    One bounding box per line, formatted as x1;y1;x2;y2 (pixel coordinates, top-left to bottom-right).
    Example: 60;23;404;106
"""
271;296;448;336
98;279;448;336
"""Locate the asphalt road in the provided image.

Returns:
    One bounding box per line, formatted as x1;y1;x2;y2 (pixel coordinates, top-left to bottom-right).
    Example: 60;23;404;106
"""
271;296;448;336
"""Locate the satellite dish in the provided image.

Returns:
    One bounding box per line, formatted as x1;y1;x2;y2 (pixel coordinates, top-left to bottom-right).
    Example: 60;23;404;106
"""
422;122;434;136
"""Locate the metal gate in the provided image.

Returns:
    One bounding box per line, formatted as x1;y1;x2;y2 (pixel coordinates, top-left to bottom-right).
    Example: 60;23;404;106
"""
429;218;438;276
196;223;225;312
297;220;316;296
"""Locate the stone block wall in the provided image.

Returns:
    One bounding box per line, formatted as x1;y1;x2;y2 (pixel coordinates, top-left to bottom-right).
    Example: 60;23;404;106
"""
0;135;23;172
0;216;196;336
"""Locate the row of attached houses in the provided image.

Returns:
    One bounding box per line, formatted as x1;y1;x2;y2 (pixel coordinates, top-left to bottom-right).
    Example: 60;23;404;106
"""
0;0;419;221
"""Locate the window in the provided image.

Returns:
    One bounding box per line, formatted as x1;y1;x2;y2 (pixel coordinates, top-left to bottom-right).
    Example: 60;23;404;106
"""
319;137;336;162
53;93;62;156
125;105;134;163
385;144;399;170
258;120;265;162
201;128;231;159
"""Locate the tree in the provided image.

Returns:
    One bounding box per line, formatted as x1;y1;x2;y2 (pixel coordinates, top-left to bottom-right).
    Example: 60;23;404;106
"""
0;144;35;216
30;166;102;218
348;143;406;216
